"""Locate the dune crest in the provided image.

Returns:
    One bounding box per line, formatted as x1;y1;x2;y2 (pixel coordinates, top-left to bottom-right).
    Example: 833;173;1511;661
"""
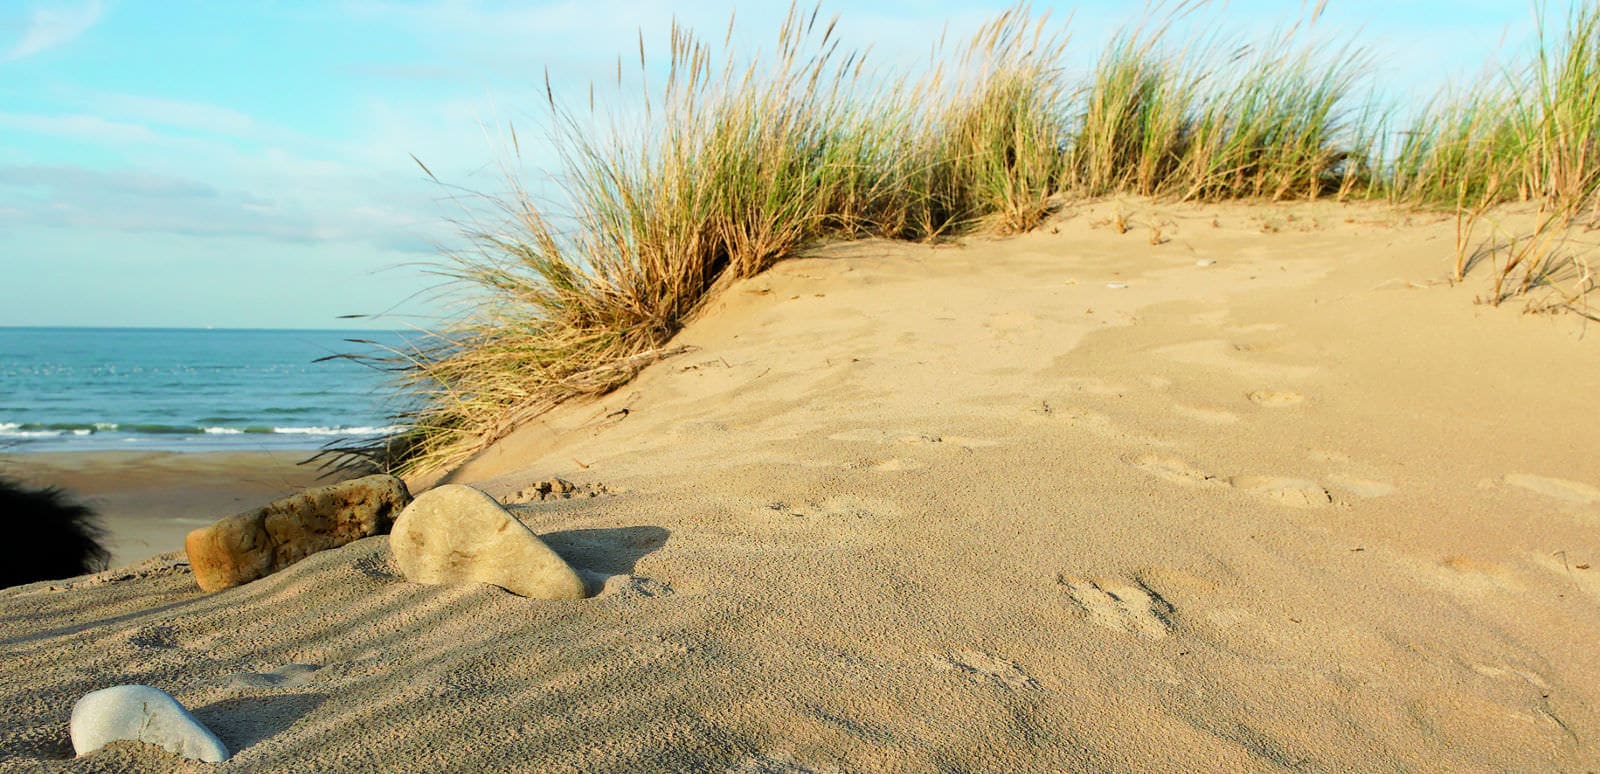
3;202;1598;771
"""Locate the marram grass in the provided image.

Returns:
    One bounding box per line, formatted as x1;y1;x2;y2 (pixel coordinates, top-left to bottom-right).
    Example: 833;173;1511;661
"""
331;1;1600;475
1068;15;1369;201
1389;3;1600;210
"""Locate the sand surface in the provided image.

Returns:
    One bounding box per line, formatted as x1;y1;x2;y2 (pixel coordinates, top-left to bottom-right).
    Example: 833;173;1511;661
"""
0;451;335;568
3;201;1598;771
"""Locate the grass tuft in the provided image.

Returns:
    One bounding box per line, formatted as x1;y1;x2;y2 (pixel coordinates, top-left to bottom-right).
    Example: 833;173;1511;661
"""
327;1;1600;476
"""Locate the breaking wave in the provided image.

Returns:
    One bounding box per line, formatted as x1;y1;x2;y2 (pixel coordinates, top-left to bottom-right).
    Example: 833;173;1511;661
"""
1;422;403;441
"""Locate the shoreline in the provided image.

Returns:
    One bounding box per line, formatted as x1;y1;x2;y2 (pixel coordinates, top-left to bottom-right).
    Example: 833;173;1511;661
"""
0;429;399;455
0;450;343;568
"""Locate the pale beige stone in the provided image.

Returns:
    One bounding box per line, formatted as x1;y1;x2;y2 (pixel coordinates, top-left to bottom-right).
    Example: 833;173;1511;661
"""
185;474;411;592
390;485;586;600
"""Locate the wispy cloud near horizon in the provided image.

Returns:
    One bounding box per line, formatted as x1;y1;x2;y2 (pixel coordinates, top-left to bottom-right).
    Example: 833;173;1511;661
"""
0;162;442;251
3;0;103;62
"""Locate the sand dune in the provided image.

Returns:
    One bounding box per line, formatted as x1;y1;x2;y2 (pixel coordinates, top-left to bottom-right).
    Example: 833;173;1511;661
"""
3;201;1598;771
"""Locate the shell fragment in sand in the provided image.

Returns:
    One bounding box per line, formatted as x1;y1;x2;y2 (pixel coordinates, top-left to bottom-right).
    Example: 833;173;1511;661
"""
1106;282;1129;289
71;685;229;763
390;484;587;600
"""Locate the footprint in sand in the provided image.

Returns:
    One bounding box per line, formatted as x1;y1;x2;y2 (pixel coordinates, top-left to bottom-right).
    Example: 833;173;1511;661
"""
605;575;675;599
930;650;1040;690
1247;390;1305;407
1059;376;1130;396
1172;404;1240;425
1227;323;1287;335
225;663;322;690
1505;474;1600;505
1230;476;1333;508
783;496;901;523
1133;454;1224;487
1471;663;1551;691
939;435;1000;448
828;428;998;448
985;311;1038;333
1324;473;1395;499
830;428;926;444
1529;551;1600;601
1134;455;1333;507
1057;575;1176;640
1157;339;1316;381
671;420;732;439
1434;556;1524;593
1053;407;1174;447
124;624;180;650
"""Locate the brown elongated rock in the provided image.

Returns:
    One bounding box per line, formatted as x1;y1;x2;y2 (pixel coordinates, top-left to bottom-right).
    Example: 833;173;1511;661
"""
390;484;586;600
185;474;411;592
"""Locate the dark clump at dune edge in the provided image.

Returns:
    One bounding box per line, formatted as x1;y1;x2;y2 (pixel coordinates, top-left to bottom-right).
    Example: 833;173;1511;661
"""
0;476;109;588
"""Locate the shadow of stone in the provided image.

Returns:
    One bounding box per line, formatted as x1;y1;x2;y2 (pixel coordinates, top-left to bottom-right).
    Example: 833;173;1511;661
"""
5;723;74;761
193;692;326;755
540;526;670;592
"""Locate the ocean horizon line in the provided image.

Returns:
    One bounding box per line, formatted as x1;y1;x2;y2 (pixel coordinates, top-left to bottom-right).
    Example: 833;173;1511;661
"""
2;327;410;455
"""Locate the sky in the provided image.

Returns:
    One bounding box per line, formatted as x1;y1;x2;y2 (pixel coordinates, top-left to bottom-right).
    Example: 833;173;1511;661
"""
0;0;1561;329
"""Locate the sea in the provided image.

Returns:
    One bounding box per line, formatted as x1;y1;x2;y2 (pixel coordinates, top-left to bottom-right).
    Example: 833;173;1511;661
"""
0;327;415;453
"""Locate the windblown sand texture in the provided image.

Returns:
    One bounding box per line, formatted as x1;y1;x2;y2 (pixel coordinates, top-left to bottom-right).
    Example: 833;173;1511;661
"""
2;202;1598;771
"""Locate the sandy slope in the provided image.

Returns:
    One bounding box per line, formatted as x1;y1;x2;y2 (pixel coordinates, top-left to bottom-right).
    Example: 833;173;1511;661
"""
3;201;1598;772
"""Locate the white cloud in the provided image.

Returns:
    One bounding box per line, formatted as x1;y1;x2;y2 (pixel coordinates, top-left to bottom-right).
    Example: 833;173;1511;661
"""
0;162;443;251
4;0;103;62
95;94;260;137
0;111;168;146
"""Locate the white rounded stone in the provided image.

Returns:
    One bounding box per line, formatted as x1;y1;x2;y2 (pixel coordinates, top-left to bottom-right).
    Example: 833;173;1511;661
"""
70;684;229;763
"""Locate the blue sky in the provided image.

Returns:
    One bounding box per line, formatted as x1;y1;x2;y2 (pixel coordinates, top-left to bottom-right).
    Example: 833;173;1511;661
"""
0;0;1556;329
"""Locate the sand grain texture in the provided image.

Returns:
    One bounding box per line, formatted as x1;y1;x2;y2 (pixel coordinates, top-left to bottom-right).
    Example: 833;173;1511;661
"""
3;202;1598;771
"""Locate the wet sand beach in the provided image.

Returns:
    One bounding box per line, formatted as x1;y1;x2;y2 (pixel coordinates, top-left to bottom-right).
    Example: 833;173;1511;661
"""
0;451;336;567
